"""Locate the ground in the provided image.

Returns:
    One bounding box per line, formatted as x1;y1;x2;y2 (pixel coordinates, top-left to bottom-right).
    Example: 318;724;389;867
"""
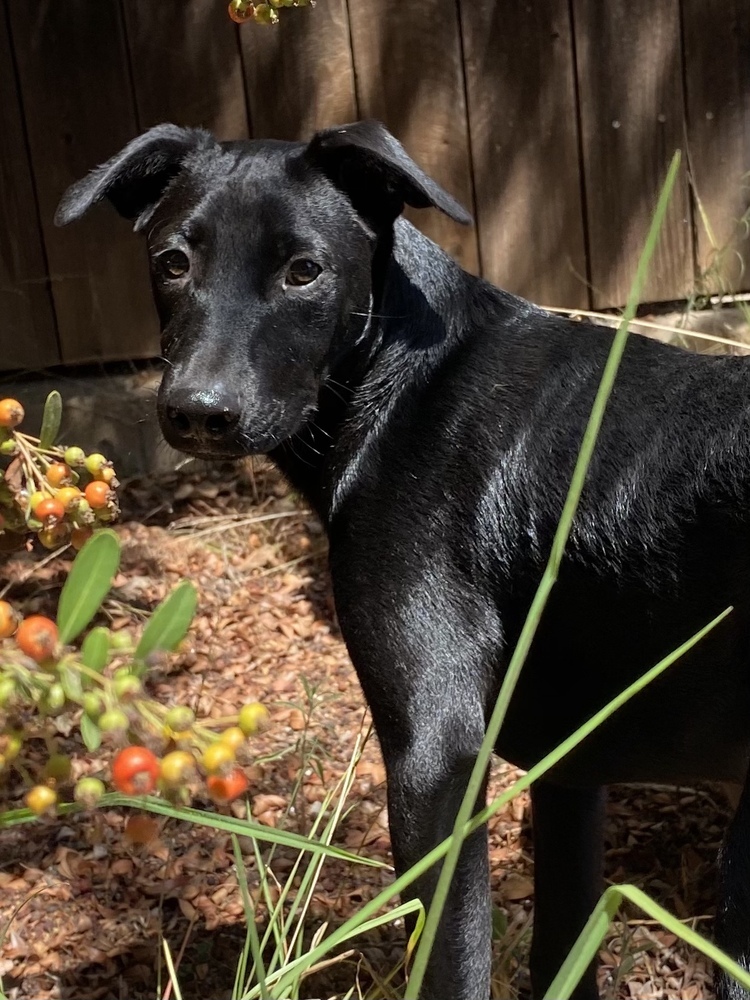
0;458;736;1000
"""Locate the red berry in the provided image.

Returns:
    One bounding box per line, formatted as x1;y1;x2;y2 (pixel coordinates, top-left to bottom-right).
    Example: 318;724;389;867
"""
33;497;65;522
112;746;160;795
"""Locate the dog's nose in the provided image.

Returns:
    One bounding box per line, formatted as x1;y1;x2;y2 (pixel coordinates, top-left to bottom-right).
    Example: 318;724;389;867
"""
165;387;242;444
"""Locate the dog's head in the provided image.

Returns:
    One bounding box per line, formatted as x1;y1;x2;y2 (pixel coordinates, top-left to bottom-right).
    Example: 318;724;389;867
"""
55;121;470;459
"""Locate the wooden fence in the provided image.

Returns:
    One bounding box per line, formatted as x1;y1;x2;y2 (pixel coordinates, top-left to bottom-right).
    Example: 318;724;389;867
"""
0;0;748;373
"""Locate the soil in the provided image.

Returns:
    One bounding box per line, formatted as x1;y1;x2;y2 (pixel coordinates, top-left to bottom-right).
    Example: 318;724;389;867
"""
0;460;734;1000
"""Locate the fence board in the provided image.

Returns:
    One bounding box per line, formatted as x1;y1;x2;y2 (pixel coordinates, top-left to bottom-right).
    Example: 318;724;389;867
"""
461;0;587;307
573;0;692;307
0;0;58;372
123;0;249;140
681;0;750;296
7;0;158;365
347;0;479;273
239;2;356;140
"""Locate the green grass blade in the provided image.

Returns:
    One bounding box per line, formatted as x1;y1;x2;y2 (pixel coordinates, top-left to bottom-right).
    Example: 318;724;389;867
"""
543;884;750;999
406;148;683;999
232;834;270;1000
161;938;184;1000
39;390;62;450
0;793;385;867
56;529;121;644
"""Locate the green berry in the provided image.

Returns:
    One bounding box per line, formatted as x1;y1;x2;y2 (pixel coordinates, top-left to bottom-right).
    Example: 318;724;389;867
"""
0;440;17;456
44;753;72;782
43;682;66;714
74;776;105;808
64;447;86;468
99;708;129;734
83;692;103;719
113;672;141;701
0;676;16;707
110;630;132;650
84;453;107;475
165;705;195;732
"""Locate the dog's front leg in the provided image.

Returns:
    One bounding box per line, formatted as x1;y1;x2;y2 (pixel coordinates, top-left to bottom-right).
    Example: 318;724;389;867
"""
715;767;750;1000
383;728;492;1000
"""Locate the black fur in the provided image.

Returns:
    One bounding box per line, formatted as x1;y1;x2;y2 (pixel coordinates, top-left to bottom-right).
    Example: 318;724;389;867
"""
57;120;750;1000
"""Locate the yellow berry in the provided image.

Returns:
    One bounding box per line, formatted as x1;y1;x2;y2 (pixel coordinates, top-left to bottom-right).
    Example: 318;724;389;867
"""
202;741;235;774
238;702;270;736
26;785;57;816
220;726;247;752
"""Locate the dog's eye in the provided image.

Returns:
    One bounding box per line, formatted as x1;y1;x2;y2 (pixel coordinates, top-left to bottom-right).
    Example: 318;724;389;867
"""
286;259;322;286
157;249;190;280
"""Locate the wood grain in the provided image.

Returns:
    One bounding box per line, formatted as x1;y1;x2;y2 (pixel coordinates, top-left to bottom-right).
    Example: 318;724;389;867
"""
573;0;692;307
682;0;750;295
123;0;249;140
461;0;588;306
7;0;158;365
0;0;59;371
239;1;356;140
347;0;479;273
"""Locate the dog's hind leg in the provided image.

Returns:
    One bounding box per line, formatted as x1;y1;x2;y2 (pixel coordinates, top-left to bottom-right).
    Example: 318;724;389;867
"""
715;767;750;1000
529;781;605;1000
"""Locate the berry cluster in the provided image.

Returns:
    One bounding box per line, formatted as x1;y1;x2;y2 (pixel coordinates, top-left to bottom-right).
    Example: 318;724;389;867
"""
228;0;314;26
0;594;270;818
0;393;120;553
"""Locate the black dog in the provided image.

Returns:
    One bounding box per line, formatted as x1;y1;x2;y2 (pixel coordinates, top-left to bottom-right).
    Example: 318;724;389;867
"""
56;121;750;1000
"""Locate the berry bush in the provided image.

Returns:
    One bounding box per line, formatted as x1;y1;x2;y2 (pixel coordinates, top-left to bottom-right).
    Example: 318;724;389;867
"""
228;0;313;26
0;393;270;825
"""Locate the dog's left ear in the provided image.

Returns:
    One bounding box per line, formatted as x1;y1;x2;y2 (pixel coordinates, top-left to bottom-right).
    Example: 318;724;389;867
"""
54;123;216;231
305;120;473;227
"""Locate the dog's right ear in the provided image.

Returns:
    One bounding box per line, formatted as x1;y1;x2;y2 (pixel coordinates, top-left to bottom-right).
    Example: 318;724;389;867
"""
54;123;215;231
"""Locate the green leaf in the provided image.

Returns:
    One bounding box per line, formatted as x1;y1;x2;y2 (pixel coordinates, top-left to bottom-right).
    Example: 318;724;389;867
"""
81;626;110;672
134;581;198;668
39;391;62;450
57;530;120;644
59;662;83;701
80;713;101;752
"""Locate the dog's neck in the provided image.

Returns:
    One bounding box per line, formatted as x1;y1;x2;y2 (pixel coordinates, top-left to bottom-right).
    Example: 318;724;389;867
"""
271;218;474;519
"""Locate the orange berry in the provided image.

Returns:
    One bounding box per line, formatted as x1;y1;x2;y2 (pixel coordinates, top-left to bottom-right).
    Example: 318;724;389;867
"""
45;463;72;488
33;496;65;522
0;600;19;639
84;481;111;509
202;742;235;774
70;526;93;550
16;615;58;662
55;486;82;511
0;399;24;428
112;746;160;795
207;768;249;804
